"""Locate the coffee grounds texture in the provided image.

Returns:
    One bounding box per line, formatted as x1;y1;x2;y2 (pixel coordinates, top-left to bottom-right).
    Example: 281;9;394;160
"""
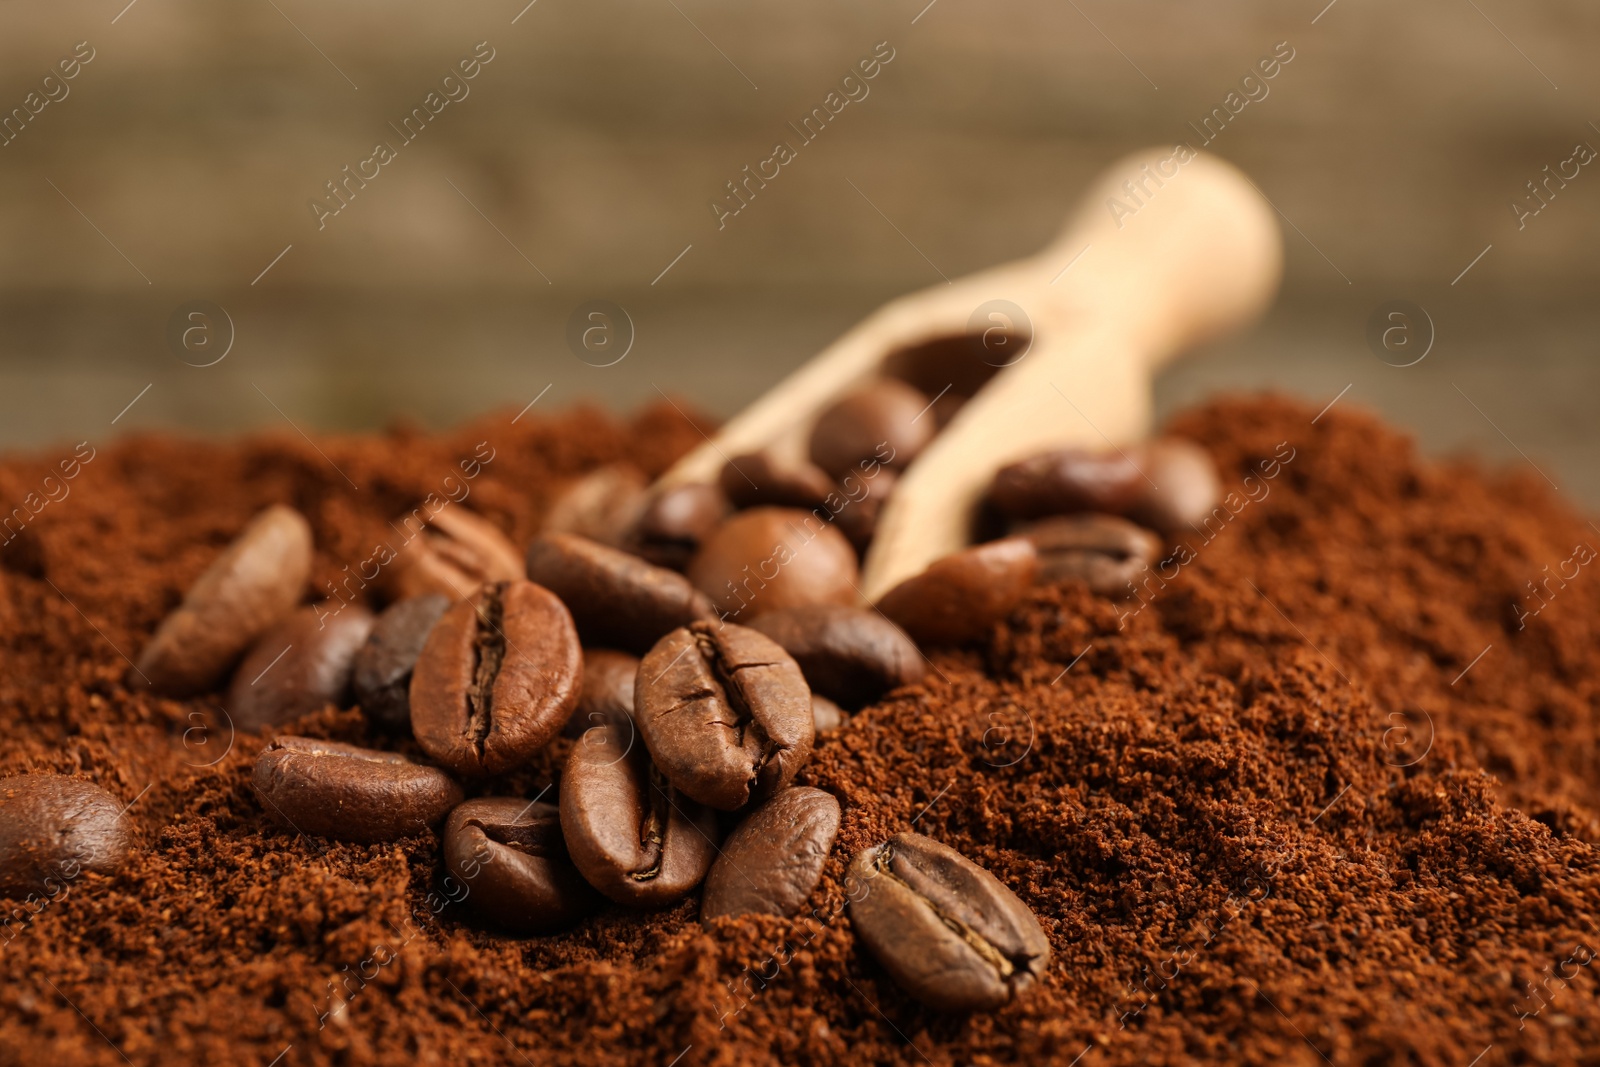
0;395;1597;1066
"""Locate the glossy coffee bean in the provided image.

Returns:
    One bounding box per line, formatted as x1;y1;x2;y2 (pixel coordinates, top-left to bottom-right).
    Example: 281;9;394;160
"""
1125;438;1221;532
525;533;717;655
562;648;638;739
389;506;524;601
0;776;131;897
352;594;450;733
442;798;596;934
834;467;898;555
748;605;923;710
137;505;312;697
251;737;463;844
409;581;581;777
847;832;1050;1011
701;787;840;922
811;693;846;735
627;483;730;572
877;537;1038;647
720;451;836;511
808;379;934;479
542;465;648;548
688;507;859;620
1020;514;1161;596
635;621;813;811
986;448;1145;521
227;603;375;732
558;713;719;907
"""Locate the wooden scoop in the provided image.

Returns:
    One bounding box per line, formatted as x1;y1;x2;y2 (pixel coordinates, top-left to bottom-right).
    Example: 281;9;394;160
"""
657;147;1283;601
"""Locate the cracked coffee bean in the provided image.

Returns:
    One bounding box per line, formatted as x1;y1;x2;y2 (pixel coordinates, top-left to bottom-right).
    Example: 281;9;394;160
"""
877;537;1038;647
388;506;524;602
0;776;131;897
808;378;933;480
688;507;859;620
525;533;716;655
250;737;463;844
562;648;638;739
748;604;923;710
558;711;719;908
986;447;1146;522
409;580;581;777
227;603;375;732
719;451;836;511
846;832;1050;1011
701;786;840;923
352;594;450;734
442;797;597;934
137;504;312;697
635;621;813;811
1020;514;1161;596
626;483;730;572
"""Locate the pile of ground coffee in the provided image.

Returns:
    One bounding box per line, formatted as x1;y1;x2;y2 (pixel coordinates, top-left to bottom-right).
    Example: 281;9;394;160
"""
1;395;1597;1066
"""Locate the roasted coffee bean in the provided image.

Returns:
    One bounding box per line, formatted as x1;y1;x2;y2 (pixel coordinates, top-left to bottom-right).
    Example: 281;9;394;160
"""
442;798;596;934
388;506;524;601
986;448;1145;521
808;379;934;479
635;621;813;811
1125;438;1221;532
701;787;840;922
409;580;581;777
748;605;923;710
562;648;638;739
227;603;375;732
720;451;836;510
834;467;898;555
525;533;716;655
542;464;648;548
811;694;846;735
627;483;730;572
688;507;859;620
251;736;463;844
137;505;312;697
559;713;719;907
877;537;1038;647
847;832;1050;1011
352;594;451;733
0;776;131;897
1021;514;1161;596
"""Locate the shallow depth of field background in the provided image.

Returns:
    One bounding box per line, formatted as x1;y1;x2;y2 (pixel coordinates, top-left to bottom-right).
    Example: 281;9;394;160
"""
1;1;1597;502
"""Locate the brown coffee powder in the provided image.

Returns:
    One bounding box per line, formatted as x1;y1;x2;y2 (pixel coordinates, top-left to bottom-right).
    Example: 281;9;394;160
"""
0;395;1597;1066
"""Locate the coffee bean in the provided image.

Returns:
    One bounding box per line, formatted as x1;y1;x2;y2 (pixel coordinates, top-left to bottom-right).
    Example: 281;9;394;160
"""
442;798;596;934
877;538;1038;647
1020;514;1161;596
812;694;846;735
543;465;648;548
635;621;813;811
834;467;898;555
558;713;719;907
846;832;1050;1011
562;648;638;740
627;483;730;572
1125;438;1221;532
688;507;859;620
525;533;717;655
352;594;451;733
986;448;1145;521
748;605;923;710
227;603;375;732
409;580;581;777
251;737;463;844
720;451;836;510
389;506;524;602
137;505;312;697
701;787;840;922
0;776;131;897
808;379;934;479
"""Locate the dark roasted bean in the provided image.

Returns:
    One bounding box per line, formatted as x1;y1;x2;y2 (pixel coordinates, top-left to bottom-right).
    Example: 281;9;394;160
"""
986;448;1145;521
748;604;923;710
442;798;596;934
409;580;581;777
227;603;375;732
542;464;649;548
250;736;463;844
1020;514;1161;596
388;506;524;602
0;776;131;897
635;621;813;811
811;693;846;735
834;467;898;555
876;538;1038;647
808;379;933;479
558;713;718;907
719;450;837;511
352;594;451;733
847;832;1050;1011
1125;438;1222;532
688;507;859;621
525;533;717;655
701;787;840;922
627;483;730;572
562;648;638;739
136;505;312;697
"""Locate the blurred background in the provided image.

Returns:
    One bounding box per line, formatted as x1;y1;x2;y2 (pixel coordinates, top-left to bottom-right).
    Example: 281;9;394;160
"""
2;1;1597;502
